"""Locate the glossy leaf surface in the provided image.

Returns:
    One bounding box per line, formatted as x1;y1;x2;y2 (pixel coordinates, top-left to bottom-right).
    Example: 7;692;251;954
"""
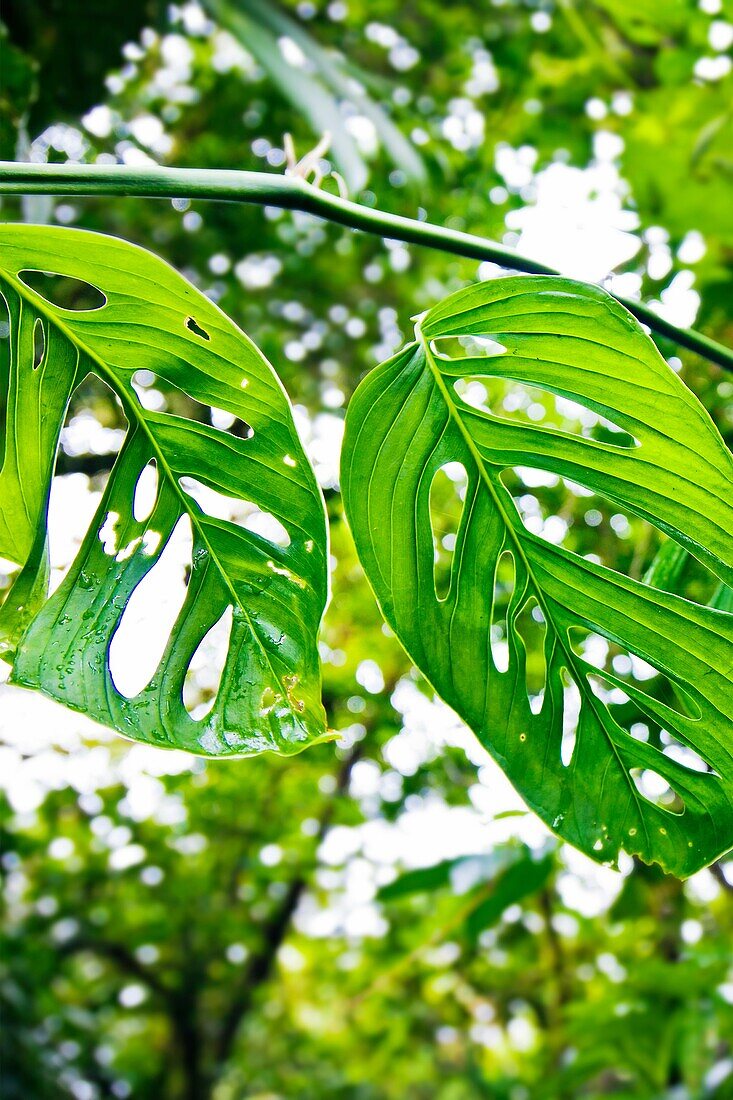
0;224;329;756
342;276;733;876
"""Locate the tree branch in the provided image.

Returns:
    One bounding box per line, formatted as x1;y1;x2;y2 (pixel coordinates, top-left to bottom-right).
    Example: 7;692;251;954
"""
60;934;174;1003
0;161;730;373
710;859;733;892
213;739;363;1070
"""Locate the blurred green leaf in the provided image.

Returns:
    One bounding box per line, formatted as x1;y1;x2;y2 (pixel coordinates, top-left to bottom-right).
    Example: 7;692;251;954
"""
466;852;553;937
203;0;425;193
378;848;520;901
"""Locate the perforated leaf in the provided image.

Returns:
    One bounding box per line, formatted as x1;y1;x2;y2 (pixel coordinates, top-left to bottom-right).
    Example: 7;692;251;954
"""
342;276;733;876
0;224;329;756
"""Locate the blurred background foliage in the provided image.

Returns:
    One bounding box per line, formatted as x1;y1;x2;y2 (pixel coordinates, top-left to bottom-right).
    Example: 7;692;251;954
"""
1;0;732;1097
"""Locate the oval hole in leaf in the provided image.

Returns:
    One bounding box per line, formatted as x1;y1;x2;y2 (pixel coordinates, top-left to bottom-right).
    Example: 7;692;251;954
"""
500;470;663;564
98;511;121;557
248;512;291;548
429;461;468;600
186;316;210;341
209;406;254;440
561;669;580;767
587;672;633;710
499;468;574;553
662;735;715;776
33;317;45;370
131;370;212;422
630;767;685;816
179;476;291;547
183;605;233;719
109;515;193;698
490;550;515;673
131;372;253;441
583;671;713;772
514;596;546;703
644;540;721;605
133;459;159;523
232;418;254;440
58;375;128;477
572;630;704;727
0;292;10;457
450;375;640;449
432;335;507;362
19;269;107;311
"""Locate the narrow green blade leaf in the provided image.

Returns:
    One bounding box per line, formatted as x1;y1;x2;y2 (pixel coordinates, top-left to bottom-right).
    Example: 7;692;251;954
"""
0;224;329;757
342;276;733;876
466;853;553;939
377;848;518;901
377;847;553;939
377;858;460;901
205;0;369;193
234;0;427;186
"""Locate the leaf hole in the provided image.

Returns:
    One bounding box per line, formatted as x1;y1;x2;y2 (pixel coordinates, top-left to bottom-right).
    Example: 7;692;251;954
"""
186;316;210;341
0;292;9;342
231;418;254;440
133;459;159;523
208;407;253;439
570;628;703;728
661;734;715;776
131;373;252;442
501;471;667;568
99;511;121;557
132;371;209;420
560;670;580;767
57;375;128;478
586;672;632;711
587;672;713;771
432;335;507;362
109;515;193;699
33;317;45;370
501;467;577;552
490;550;515;673
183;606;233;719
449;376;639;449
179;477;291;548
18;269;107;311
630;768;685;816
0;292;10;459
429;461;468;600
514;596;546;700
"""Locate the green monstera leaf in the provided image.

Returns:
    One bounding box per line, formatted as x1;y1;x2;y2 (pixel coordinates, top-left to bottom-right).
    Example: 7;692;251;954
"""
342;276;733;876
0;224;329;756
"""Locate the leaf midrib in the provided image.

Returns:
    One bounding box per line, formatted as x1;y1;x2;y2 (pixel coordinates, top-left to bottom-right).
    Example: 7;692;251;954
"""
2;268;290;708
416;324;649;841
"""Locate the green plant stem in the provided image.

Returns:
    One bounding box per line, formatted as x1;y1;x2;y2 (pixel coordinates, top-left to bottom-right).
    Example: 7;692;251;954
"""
0;160;731;373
